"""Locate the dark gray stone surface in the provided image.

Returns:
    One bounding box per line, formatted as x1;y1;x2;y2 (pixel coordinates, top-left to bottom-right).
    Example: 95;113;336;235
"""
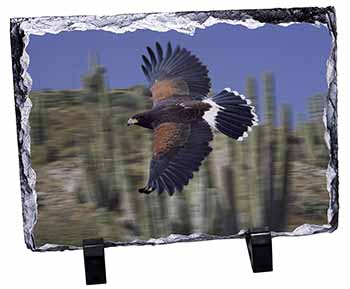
10;6;338;251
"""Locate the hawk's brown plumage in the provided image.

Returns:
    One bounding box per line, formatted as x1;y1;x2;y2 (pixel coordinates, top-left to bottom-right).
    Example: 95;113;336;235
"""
152;122;189;158
150;79;190;104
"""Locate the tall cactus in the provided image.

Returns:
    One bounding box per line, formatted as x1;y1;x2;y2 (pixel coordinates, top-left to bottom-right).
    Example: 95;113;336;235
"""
262;72;276;228
245;77;263;228
297;94;327;167
99;83;119;210
210;134;238;234
191;157;211;233
31;95;47;146
307;94;328;167
80;55;120;211
272;104;292;231
30;94;49;166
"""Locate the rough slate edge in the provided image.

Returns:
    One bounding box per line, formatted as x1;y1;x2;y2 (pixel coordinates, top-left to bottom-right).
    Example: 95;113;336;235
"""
9;6;338;252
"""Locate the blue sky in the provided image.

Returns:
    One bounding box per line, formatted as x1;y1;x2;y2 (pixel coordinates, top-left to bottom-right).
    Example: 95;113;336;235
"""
27;23;331;117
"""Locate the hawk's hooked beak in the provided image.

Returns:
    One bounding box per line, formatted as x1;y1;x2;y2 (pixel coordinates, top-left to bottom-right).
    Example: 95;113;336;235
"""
127;118;138;126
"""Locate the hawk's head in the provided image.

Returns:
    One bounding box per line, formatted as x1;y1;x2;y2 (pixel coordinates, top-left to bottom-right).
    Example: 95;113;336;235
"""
127;113;153;129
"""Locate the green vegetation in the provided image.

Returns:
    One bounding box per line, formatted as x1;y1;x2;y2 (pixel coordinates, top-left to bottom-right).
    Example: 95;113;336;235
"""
30;63;329;247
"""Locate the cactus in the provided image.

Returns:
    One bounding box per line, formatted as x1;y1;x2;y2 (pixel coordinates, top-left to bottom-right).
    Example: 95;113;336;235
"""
209;134;239;234
262;72;276;228
30;94;49;166
80;55;120;211
308;94;328;167
271;104;292;231
31;95;47;145
245;77;264;228
296;94;327;167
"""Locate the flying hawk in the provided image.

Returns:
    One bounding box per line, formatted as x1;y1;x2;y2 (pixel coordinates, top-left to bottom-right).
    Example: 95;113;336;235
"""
128;42;257;195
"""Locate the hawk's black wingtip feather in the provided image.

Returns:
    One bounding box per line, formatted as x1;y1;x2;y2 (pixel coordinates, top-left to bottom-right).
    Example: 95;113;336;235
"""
146;46;157;67
156;41;163;54
166;42;172;56
141;65;151;82
142;55;152;71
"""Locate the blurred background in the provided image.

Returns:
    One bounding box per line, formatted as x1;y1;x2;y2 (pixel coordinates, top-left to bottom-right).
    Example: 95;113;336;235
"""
27;23;331;247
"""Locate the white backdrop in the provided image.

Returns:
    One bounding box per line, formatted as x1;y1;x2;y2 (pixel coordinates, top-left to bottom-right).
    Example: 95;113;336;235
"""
1;0;348;288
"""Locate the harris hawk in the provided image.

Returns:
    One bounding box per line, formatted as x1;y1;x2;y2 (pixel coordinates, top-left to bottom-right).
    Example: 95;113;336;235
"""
127;42;258;195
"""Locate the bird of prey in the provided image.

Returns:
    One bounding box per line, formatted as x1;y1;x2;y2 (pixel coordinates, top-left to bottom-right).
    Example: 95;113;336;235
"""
127;42;257;196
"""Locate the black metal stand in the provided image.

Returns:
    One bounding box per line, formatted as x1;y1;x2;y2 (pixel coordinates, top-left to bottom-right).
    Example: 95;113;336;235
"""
245;227;273;273
83;238;107;285
81;229;272;284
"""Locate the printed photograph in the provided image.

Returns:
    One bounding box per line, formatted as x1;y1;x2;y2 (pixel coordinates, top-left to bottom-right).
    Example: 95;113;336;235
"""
27;22;332;247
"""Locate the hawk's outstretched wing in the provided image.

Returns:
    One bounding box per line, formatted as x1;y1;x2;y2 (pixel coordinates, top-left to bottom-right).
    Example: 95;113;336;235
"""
141;42;211;105
139;121;213;195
